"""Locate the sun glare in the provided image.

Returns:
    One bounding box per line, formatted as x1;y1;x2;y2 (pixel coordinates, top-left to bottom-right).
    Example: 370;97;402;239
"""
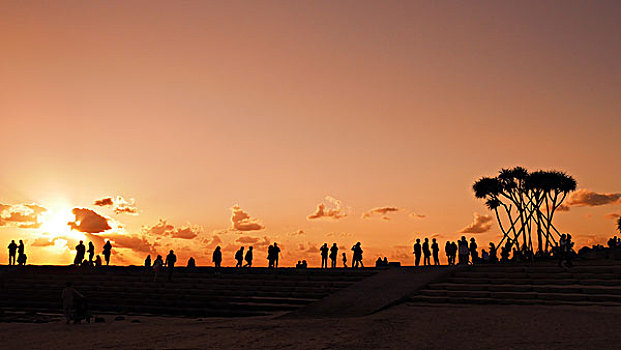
39;203;84;241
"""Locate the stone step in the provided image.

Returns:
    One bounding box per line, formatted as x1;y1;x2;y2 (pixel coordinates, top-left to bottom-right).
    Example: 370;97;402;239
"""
453;271;621;280
447;277;621;286
416;289;621;302
428;283;621;295
409;295;621;307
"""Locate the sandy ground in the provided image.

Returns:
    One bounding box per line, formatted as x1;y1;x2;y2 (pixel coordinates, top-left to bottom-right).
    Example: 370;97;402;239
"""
2;303;621;350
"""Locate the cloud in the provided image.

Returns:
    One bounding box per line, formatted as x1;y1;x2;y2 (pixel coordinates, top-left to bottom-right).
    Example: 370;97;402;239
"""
290;229;305;236
203;235;222;250
67;208;112;233
0;203;47;228
236;236;259;244
231;205;265;231
307;196;348;220
31;237;57;247
142;219;200;239
93;196;138;215
362;207;400;220
567;189;621;207
409;212;426;219
460;213;493;234
605;212;621;220
84;233;158;255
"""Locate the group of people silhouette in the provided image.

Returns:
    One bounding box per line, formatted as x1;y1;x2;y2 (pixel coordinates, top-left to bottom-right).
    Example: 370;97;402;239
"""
7;239;27;265
71;240;112;267
6;234;578;269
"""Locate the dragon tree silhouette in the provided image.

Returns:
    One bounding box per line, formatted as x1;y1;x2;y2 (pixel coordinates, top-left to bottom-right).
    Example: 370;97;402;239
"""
473;166;576;256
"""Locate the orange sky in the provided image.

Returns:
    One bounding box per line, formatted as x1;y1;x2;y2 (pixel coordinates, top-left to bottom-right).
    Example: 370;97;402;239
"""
1;1;620;267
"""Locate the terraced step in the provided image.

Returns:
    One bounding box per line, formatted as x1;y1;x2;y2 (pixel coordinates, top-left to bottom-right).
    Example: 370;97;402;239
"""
409;295;621;307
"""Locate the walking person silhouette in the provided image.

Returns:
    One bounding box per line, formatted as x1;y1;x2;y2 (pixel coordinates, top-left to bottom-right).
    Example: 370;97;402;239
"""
235;247;244;268
243;246;253;267
320;243;329;268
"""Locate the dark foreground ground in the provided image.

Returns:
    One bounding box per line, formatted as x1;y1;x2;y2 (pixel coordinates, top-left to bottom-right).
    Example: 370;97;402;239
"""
1;302;620;350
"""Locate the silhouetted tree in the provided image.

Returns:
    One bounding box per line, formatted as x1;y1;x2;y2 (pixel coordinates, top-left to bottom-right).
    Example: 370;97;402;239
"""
473;166;576;255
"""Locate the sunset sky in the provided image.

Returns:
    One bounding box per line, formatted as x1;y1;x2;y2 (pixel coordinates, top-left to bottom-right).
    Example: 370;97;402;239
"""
1;1;620;267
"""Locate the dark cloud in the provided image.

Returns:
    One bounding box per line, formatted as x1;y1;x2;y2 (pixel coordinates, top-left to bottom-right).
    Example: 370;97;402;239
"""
203;235;222;250
0;203;47;229
567;189;621;207
142;219;200;239
307;196;347;220
68;208;112;233
231;205;265;231
605;212;621;220
85;233;157;255
236;236;259;244
460;213;493;234
93;196;138;215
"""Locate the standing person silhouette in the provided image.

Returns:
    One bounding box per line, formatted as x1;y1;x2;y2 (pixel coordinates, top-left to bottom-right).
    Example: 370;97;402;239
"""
7;240;17;265
444;241;452;265
431;238;440;265
413;239;422;266
87;242;95;263
458;236;469;265
489;242;498;263
74;241;86;266
320;243;329;268
165;250;177;281
235;247;244;268
243;246;253;267
267;244;275;268
17;239;24;257
145;255;152;268
422;238;431;266
329;243;338;268
342;252;347;268
469;238;478;264
272;243;281;267
212;246;222;268
103;240;112;265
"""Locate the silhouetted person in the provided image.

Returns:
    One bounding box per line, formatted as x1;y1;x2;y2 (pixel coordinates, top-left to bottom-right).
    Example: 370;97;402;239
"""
18;239;24;256
94;255;102;267
451;241;458;265
267;244;275;268
74;241;86;266
212;246;222;268
458;236;469;264
413;239;422;266
273;243;281;267
301;260;307;268
320;243;329;268
187;257;196;268
244;246;253;267
235;247;244;268
61;282;84;324
376;257;383;267
103;240;112;265
329;243;338;268
87;242;95;263
7;240;17;265
431;238;440;265
422;238;431;266
489;242;498;263
153;255;163;281
481;249;490;262
165;250;176;281
342;252;347;268
352;242;364;268
469;238;478;263
145;255;152;268
17;252;27;265
383;257;388;266
444;241;451;265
